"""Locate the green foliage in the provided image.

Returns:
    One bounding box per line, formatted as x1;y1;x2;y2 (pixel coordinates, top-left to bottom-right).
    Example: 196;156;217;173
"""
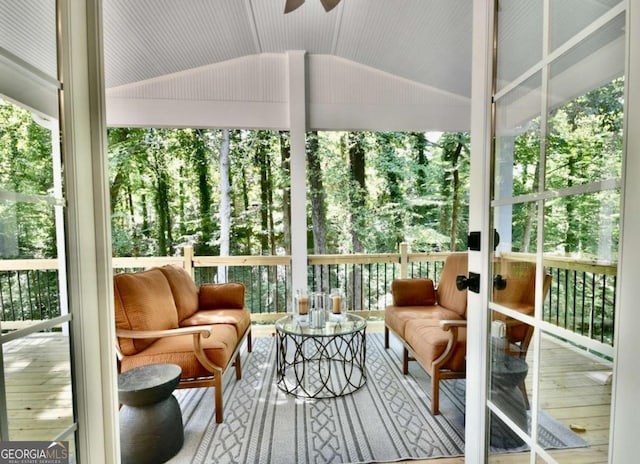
0;79;623;264
0;102;56;259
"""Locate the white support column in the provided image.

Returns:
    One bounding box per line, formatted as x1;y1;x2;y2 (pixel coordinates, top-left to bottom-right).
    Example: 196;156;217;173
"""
466;1;495;462
287;51;308;301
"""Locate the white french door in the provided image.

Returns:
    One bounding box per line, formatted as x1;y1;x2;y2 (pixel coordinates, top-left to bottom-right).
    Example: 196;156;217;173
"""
0;1;78;456
475;1;627;462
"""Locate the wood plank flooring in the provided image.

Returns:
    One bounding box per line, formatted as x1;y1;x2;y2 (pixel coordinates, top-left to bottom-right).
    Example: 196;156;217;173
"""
3;322;612;462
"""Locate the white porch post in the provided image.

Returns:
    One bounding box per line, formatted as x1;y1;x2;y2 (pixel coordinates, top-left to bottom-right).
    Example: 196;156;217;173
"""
287;51;308;300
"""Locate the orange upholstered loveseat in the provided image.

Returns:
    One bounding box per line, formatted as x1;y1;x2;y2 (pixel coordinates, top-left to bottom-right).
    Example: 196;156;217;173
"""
384;252;469;415
113;265;252;423
385;253;549;415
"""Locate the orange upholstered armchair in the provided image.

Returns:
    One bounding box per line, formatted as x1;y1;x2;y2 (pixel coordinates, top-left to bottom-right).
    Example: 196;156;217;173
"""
113;265;252;423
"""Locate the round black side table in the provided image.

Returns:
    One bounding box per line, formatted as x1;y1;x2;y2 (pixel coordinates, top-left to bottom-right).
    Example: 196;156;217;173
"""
118;363;184;464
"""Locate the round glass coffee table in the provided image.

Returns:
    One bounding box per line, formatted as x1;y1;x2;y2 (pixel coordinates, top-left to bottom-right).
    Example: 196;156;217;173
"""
275;313;367;398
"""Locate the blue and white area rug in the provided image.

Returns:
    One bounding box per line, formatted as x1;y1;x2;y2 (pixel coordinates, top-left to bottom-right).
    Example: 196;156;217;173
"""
168;332;586;463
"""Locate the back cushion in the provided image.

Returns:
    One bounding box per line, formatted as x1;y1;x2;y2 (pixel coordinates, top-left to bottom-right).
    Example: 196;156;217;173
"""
436;252;468;317
391;278;437;306
113;268;179;355
199;282;246;310
158;265;199;321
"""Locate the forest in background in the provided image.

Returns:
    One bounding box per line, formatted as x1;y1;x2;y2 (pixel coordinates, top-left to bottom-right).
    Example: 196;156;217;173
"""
107;129;470;258
0;78;623;263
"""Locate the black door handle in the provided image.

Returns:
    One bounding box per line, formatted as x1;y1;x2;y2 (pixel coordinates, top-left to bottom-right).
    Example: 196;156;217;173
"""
456;272;480;293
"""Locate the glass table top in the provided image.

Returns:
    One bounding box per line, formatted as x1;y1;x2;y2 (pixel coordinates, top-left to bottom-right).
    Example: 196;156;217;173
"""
275;313;367;337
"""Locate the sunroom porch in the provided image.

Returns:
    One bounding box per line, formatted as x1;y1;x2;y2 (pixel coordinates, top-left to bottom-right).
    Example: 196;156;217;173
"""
0;249;615;462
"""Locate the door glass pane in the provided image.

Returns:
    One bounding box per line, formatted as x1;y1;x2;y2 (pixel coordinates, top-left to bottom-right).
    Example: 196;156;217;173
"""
489;201;541;458
493;202;538;256
488;313;534;454
496;0;543;92
538;188;618;462
546;15;625;192
543;191;619;343
0;197;57;261
537;332;612;462
0;99;74;448
0;105;55;196
494;72;542;201
2;323;74;440
550;0;623;52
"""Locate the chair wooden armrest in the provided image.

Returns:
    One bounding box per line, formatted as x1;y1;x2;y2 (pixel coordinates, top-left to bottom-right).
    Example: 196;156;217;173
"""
116;326;222;373
433;320;467;370
116;326;213;339
439;319;467;343
439;319;467;331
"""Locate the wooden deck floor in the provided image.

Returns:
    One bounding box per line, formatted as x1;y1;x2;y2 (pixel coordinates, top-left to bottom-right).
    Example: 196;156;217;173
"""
3;322;612;463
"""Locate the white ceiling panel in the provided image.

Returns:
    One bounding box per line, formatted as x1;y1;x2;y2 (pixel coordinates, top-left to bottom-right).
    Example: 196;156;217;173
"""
103;0;475;98
103;0;258;88
0;0;57;80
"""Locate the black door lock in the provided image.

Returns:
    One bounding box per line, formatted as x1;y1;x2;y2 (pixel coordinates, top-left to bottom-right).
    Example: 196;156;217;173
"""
456;272;480;293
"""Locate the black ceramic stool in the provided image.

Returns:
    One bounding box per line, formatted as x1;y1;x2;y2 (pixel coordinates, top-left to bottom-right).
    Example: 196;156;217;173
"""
118;363;184;464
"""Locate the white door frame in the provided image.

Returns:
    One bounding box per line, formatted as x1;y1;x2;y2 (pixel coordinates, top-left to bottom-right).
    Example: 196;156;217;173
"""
610;1;640;462
465;1;494;461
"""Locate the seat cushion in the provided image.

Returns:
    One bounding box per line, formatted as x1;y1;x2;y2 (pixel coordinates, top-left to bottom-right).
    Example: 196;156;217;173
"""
385;305;462;340
180;308;251;338
158;265;200;322
199;283;246;310
436;253;468;317
114;268;179;355
391;278;437;306
405;319;467;374
119;324;238;379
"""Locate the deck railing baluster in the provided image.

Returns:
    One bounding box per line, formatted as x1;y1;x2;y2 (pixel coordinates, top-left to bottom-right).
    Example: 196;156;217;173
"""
0;251;618;344
601;274;607;344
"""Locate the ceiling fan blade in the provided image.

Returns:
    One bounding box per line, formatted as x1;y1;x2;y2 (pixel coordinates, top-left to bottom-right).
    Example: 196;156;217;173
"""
319;0;341;12
284;0;305;13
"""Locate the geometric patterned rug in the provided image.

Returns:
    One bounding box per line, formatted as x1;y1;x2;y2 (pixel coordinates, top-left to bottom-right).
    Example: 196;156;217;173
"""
168;332;587;463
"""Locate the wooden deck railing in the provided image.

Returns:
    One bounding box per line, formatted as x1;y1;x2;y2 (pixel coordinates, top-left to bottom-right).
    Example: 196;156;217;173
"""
0;247;617;345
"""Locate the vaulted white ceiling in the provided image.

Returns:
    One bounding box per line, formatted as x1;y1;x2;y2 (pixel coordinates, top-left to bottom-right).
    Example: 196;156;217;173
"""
100;0;474;131
103;0;473;97
0;0;625;132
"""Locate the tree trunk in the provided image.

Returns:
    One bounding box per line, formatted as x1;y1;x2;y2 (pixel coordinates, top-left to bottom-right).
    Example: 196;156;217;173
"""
348;132;366;310
521;159;540;252
377;133;404;249
110;169;125;214
267;136;276;255
307;131;328;291
280;131;292;254
218;129;231;282
413;132;429;217
150;130;173;256
178;165;187;238
449;142;462;251
194;129;214;256
255;133;270;254
240;162;251;254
